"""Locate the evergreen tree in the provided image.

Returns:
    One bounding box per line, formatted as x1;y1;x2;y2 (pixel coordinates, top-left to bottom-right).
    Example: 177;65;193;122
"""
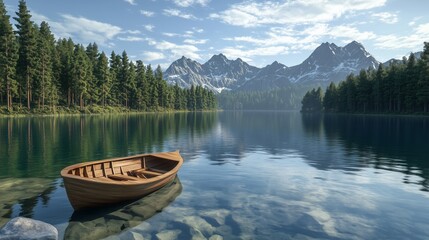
14;0;37;109
71;45;91;110
173;83;185;110
135;60;147;110
34;21;55;109
301;87;323;112
146;64;158;109
118;51;130;107
155;65;167;108
187;85;196;110
417;42;429;112
127;61;137;108
323;82;338;112
86;43;99;104
0;0;18;111
372;65;386;112
56;38;75;106
109;51;121;105
356;69;371;112
405;53;418;112
95;52;111;106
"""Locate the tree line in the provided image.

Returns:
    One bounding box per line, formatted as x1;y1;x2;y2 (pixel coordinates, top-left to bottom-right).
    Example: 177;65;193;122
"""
302;42;429;114
218;86;304;110
0;0;216;113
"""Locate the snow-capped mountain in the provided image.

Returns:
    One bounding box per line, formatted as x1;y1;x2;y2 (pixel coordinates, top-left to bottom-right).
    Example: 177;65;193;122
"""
164;53;258;92
285;41;379;84
164;41;380;93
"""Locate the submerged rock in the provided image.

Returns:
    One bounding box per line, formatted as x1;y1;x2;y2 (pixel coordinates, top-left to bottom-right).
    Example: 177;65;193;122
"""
0;217;58;240
182;216;214;236
155;229;182;240
208;235;223;240
0;178;53;226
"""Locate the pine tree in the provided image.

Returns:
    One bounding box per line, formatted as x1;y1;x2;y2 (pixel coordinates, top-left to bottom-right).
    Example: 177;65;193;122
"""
56;38;74;106
71;45;91;110
405;53;418;112
372;65;386;112
155;65;167;108
86;43;99;104
0;0;18;111
118;51;130;107
95;52;111;106
146;64;158;109
127;61;137;108
109;51;121;105
323;82;338;112
34;21;55;109
135;60;147;110
14;0;37;109
417;42;429;112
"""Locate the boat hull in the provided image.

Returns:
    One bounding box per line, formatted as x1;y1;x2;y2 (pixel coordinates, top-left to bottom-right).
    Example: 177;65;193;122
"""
61;151;183;210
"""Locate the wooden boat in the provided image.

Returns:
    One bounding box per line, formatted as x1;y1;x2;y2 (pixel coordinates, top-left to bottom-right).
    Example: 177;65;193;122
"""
64;177;182;239
61;150;183;210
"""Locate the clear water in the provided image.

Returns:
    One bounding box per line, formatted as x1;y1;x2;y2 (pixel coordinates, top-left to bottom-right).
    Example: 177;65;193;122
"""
0;112;428;239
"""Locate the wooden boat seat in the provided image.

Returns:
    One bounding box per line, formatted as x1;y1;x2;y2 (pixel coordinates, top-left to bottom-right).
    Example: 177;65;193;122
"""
131;169;163;177
107;174;139;181
147;168;167;173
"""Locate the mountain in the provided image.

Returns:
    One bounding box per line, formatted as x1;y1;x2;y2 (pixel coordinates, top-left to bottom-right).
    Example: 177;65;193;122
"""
164;41;380;93
383;51;423;66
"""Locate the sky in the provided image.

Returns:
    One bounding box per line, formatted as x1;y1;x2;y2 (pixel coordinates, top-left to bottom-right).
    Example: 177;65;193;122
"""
3;0;429;69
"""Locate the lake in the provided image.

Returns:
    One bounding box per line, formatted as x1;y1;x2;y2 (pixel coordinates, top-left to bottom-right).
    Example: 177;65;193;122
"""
0;111;428;239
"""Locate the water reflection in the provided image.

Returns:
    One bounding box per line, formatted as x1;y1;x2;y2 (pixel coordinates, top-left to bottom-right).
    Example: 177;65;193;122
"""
301;113;429;191
64;177;182;240
0;112;217;178
0;178;55;226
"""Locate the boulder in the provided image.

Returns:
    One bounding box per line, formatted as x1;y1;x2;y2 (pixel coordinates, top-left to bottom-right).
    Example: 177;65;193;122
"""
0;217;58;240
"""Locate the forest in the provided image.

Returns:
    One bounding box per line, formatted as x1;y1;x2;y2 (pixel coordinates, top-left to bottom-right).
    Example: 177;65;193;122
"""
217;86;306;110
301;42;429;114
0;0;217;114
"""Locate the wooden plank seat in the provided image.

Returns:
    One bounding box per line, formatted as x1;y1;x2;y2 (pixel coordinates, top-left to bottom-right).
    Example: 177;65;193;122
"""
107;174;139;181
131;169;163;178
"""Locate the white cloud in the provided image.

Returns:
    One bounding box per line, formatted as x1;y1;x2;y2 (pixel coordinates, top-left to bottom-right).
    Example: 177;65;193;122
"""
144;24;155;32
327;25;377;41
140;10;155;17
375;22;429;50
221;46;289;63
224;24;376;50
163;9;198;20
210;0;387;27
162;30;194;38
172;0;210;7
118;36;145;42
372;12;398;24
127;30;141;34
184;39;208;44
148;39;202;60
51;14;122;46
124;0;137;5
163;32;180;37
142;51;166;61
193;28;204;33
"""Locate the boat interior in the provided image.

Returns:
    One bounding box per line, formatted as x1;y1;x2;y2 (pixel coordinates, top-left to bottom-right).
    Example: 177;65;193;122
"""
66;156;178;181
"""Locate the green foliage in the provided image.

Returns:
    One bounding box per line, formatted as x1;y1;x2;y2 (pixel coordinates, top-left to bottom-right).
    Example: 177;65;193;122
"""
14;0;37;109
301;87;323;112
0;0;18;111
0;1;217;115
218;87;299;110
304;42;429;114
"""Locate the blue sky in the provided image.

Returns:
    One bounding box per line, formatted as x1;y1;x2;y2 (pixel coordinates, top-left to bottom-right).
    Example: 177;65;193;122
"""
3;0;429;69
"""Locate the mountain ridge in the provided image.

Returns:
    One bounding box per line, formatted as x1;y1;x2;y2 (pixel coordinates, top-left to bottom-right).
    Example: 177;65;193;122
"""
164;41;382;93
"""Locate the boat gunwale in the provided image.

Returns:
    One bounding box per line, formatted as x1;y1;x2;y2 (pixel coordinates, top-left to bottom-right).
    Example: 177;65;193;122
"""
60;150;183;185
